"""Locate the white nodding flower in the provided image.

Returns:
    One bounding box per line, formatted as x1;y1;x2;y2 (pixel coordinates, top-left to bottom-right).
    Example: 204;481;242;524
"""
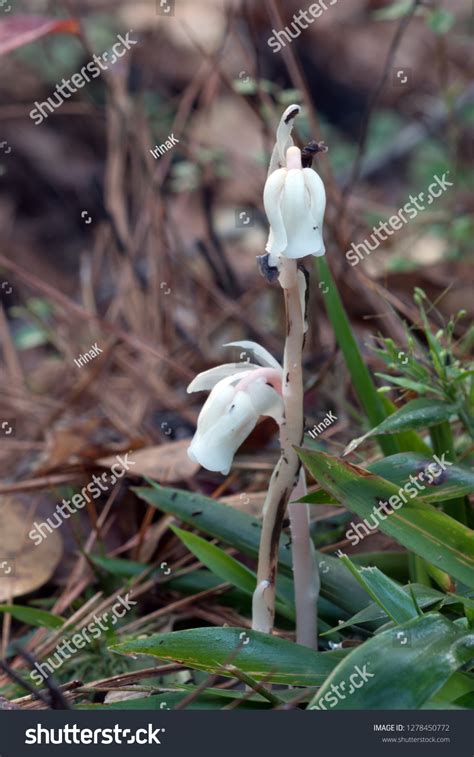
264;145;326;267
187;341;283;475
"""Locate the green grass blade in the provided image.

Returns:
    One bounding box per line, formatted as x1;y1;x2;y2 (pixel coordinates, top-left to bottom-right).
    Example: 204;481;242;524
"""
323;584;446;634
344;398;460;455
308;613;474;709
303;452;474;506
111;627;342;686
134;482;370;616
170;525;294;620
430;420;468;524
0;604;65;630
338;557;419;624
316;256;398;455
298;449;474;588
89;555;148;578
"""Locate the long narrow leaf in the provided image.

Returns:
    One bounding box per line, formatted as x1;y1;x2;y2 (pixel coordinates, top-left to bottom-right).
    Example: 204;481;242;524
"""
134;482;370;615
0;604;64;630
298;449;474;588
170;525;294;620
111;627;342;686
344;398;460;456
338;558;419;624
303;453;474;505
308;613;474;709
316;256;398;455
324;584;446;634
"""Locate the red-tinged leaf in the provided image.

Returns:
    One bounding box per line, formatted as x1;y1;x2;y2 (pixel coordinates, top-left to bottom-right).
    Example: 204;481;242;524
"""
0;15;80;57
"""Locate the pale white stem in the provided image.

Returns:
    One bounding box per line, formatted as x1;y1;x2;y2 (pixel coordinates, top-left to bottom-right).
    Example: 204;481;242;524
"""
252;258;305;635
288;468;319;648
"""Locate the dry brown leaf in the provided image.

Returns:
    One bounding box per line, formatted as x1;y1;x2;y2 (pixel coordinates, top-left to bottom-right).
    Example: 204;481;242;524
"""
98;441;199;484
0;499;62;601
34;416;132;474
35;418;102;473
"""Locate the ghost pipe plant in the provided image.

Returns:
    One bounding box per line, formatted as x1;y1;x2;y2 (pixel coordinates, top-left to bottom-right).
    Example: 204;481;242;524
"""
252;104;324;647
186;105;325;648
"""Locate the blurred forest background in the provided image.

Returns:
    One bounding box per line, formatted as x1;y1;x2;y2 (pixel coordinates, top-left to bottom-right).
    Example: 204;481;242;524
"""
0;0;472;706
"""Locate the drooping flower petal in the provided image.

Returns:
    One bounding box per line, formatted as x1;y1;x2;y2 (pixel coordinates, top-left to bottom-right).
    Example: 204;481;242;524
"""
263;168;288;255
303;167;326;257
188;389;259;475
192;379;237;436
278;168;314;259
187;363;258;394
224;340;282;370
